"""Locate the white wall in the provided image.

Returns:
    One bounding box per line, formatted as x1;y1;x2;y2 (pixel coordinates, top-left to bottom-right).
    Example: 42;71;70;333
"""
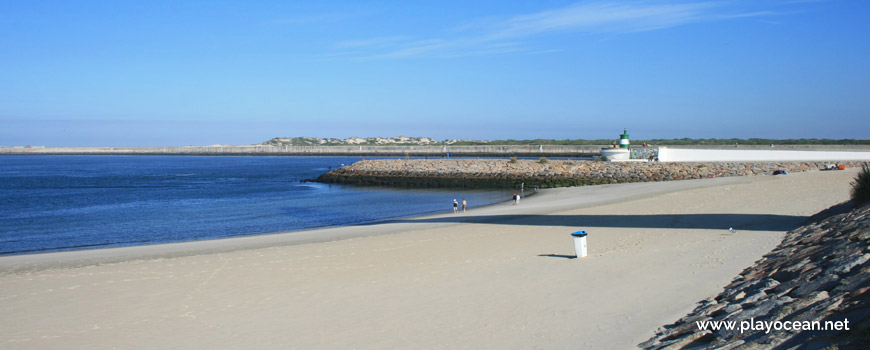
601;148;630;161
657;147;870;162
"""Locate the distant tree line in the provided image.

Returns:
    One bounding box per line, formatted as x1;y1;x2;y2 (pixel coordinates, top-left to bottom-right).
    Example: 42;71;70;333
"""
264;137;869;147
449;138;870;146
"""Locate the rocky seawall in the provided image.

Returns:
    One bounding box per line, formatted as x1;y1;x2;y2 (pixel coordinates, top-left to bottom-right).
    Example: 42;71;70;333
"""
314;159;867;189
639;203;870;349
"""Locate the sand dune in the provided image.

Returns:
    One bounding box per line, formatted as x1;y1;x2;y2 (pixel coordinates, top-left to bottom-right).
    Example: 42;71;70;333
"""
0;168;859;349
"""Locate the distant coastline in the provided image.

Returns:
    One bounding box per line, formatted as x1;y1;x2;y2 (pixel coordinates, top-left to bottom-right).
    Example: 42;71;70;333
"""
263;136;870;147
3;144;870;157
0;145;605;157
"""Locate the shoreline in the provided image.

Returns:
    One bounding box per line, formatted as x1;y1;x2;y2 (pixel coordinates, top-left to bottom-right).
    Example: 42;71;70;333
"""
0;168;859;348
0;192;519;262
0;176;748;271
0;173;531;262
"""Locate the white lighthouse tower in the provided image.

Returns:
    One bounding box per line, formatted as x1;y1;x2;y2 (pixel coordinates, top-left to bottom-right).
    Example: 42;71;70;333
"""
600;129;632;161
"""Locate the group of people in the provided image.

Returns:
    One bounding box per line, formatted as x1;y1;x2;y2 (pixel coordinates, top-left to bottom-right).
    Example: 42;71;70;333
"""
452;198;467;213
452;192;522;213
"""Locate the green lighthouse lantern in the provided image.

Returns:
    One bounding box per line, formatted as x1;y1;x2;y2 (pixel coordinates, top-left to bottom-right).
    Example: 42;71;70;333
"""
619;129;630;149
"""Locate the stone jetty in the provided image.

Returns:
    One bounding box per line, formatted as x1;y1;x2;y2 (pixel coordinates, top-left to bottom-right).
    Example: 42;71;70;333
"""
639;202;870;349
314;159;866;189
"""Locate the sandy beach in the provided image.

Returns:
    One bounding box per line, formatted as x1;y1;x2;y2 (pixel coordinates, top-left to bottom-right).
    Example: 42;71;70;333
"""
0;168;859;349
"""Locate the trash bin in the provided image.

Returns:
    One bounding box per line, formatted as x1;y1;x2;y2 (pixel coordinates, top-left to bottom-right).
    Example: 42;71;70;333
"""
571;230;588;258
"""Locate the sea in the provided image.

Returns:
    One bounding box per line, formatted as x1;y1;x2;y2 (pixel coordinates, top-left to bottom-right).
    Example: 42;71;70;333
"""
0;155;514;256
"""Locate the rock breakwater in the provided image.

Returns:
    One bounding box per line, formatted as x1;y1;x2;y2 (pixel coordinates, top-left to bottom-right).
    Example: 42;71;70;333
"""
314;159;866;189
640;203;870;349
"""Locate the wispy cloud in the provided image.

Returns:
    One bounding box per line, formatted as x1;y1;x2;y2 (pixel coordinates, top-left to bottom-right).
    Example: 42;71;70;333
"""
716;11;780;20
334;1;779;59
488;2;717;37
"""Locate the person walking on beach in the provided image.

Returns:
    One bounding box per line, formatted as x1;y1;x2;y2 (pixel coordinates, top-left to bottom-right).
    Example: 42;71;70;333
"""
453;199;459;213
461;199;467;212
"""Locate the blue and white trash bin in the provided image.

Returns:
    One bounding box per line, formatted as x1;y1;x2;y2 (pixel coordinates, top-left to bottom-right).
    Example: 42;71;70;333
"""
571;230;588;258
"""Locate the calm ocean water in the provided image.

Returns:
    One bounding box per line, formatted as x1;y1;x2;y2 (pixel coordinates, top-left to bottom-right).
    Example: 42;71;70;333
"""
0;155;513;256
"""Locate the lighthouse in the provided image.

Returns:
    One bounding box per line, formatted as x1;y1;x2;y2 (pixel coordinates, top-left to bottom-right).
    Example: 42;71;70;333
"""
600;129;632;161
619;129;630;149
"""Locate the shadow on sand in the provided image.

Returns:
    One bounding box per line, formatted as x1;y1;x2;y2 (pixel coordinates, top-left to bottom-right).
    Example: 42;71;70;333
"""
538;254;577;259
393;213;807;232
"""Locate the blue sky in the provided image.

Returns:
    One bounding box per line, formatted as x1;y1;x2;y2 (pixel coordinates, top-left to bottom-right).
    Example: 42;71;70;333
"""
1;0;868;146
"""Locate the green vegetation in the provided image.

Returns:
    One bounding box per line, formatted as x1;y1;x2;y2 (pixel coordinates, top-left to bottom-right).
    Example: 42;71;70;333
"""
450;138;870;146
539;157;549;164
263;136;439;146
508;157;518;164
263;136;870;147
640;138;870;146
851;163;870;205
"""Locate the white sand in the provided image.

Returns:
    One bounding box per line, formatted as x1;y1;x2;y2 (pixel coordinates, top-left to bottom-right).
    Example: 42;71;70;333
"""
0;168;859;349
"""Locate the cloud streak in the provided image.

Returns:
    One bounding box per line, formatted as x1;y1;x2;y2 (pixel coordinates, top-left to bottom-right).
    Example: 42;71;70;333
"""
491;2;717;37
334;1;777;59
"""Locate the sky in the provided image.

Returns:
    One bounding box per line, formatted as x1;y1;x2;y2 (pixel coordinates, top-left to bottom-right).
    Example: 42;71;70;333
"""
1;0;868;147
